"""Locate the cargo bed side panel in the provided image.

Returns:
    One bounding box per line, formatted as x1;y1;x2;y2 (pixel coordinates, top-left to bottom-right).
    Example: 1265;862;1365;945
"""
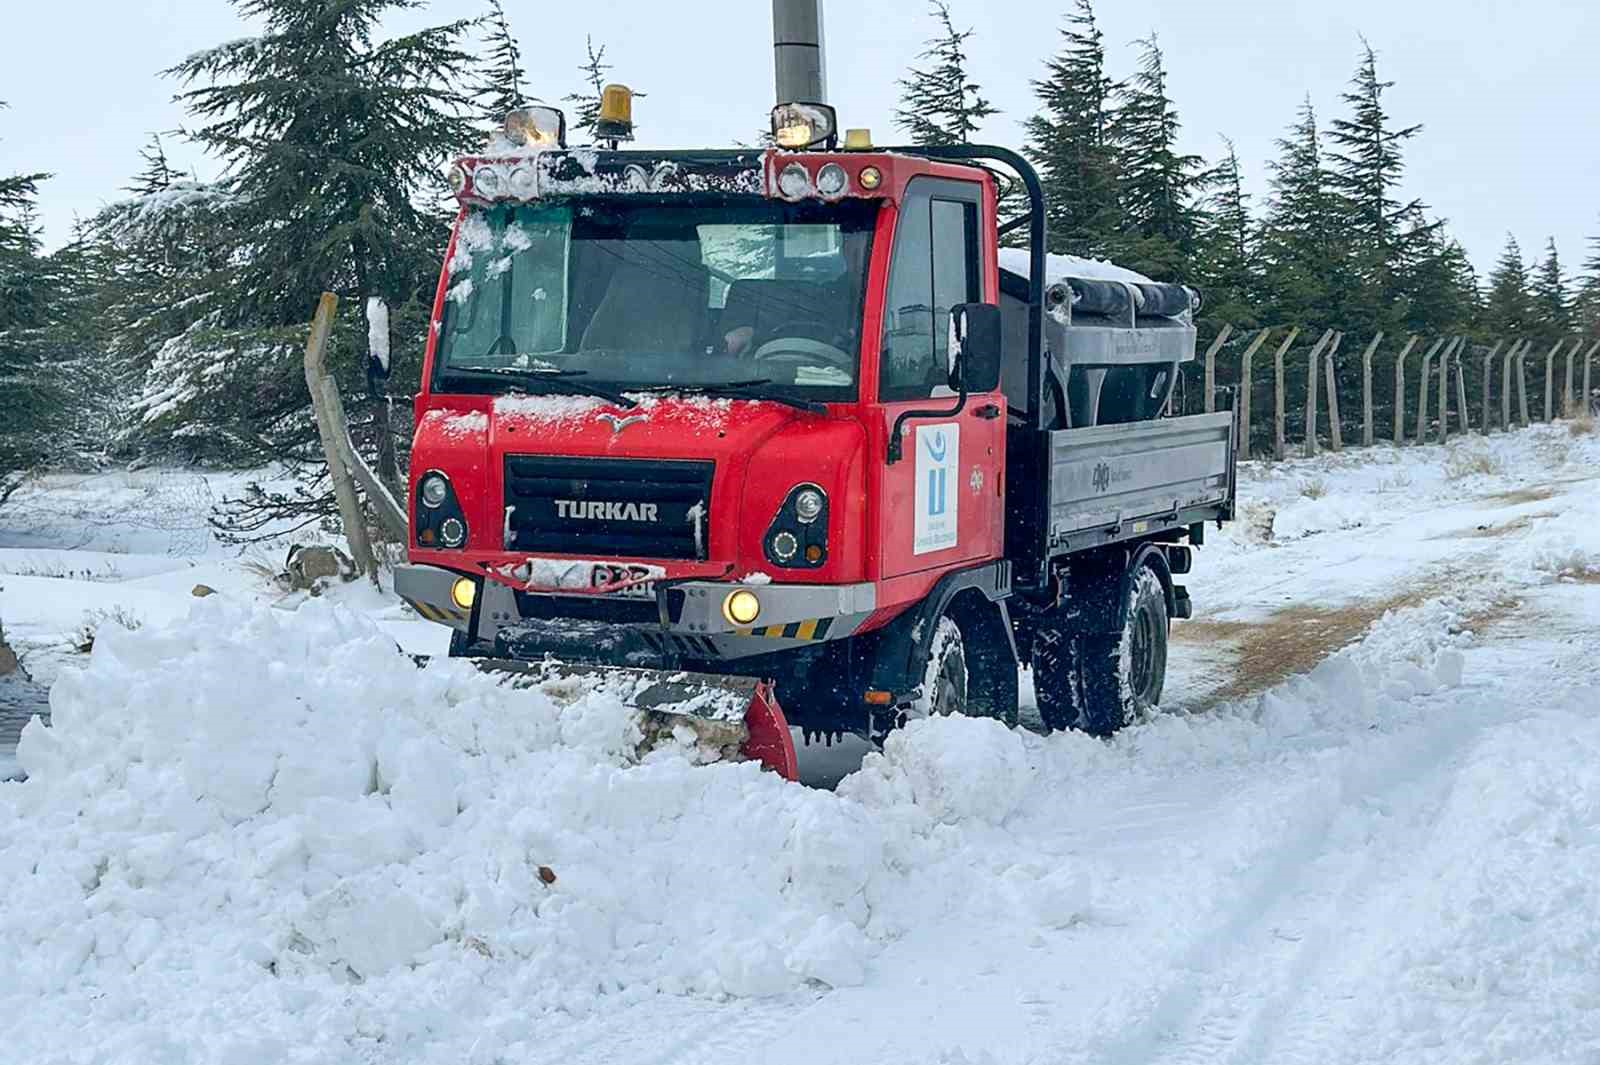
1046;411;1234;550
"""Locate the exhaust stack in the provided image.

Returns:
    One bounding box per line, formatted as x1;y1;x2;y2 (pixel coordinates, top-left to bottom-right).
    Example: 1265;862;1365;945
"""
773;0;827;104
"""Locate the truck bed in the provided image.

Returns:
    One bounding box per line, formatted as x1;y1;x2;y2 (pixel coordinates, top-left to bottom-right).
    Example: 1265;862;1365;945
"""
1043;411;1235;555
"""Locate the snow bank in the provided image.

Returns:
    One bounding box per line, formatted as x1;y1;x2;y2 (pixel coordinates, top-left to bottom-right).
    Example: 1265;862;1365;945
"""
0;599;1083;1062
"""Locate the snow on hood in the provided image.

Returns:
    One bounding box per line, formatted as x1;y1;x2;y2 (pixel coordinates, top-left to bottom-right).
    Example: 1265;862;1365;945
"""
998;246;1155;286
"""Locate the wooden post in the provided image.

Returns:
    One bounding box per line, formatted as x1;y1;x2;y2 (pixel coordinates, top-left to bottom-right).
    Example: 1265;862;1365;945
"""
1273;326;1300;461
1202;324;1232;414
302;292;379;581
1516;342;1532;427
1235;328;1271;461
1454;346;1471;435
1415;337;1446;444
1584;340;1599;415
1359;333;1383;447
1303;329;1334;458
1478;340;1503;434
1392;336;1419;444
1324;332;1345;451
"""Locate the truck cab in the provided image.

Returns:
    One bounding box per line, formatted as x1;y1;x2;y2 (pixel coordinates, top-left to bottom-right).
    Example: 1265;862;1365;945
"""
397;101;1233;740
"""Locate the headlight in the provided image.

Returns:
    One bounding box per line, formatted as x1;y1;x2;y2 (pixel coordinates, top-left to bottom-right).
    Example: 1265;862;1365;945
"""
419;473;450;509
794;487;825;524
447;163;468;196
439;516;467;548
723;589;762;626
472;164;504;199
858;166;883;191
450;577;477;610
777;163;813;201
506;162;537;199
815;163;848;199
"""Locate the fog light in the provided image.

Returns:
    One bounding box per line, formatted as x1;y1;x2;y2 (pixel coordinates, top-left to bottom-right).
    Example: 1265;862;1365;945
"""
723;589;761;626
450;577;477;611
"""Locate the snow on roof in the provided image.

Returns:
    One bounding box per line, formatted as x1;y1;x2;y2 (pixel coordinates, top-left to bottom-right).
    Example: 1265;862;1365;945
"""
998;247;1155;286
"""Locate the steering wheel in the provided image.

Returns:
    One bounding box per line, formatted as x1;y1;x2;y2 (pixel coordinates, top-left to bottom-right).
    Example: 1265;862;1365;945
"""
750;336;853;369
760;318;837;346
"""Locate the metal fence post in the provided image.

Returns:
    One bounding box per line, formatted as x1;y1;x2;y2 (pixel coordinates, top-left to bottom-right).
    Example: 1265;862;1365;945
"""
1454;345;1471;435
1501;339;1522;430
1585;340;1599;414
1437;337;1458;443
1543;340;1560;421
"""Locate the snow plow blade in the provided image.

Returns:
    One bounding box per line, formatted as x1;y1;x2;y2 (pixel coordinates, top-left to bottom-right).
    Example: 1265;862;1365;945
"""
470;660;798;781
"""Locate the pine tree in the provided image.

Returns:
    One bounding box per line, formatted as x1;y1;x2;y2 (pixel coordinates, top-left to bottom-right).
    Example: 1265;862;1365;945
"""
1531;237;1571;337
1258;98;1344;326
1326;39;1433;321
1194;137;1257;326
0;104;58;498
168;0;477;327
565;37;613;142
894;1;997;147
1484;234;1535;337
126;133;178;196
1106;34;1205;279
477;0;527;124
1022;0;1119;257
1578;224;1600;333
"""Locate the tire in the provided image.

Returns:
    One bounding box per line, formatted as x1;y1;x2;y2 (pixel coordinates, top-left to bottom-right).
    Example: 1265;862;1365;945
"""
909;616;969;721
1034;564;1168;736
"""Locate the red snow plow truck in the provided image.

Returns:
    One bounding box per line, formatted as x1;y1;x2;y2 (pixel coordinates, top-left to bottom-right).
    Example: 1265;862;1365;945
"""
394;96;1236;780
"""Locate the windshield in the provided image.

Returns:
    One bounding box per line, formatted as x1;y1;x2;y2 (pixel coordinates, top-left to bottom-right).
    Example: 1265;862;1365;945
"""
435;200;877;402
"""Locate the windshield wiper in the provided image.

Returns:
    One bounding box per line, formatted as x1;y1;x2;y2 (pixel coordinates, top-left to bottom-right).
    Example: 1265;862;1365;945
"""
636;380;827;414
443;365;638;409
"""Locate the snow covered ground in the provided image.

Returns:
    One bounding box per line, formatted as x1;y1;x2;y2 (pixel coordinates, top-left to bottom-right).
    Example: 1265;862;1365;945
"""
1;424;1598;1064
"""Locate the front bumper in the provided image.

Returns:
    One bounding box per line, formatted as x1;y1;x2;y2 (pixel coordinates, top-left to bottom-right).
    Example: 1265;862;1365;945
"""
394;563;877;666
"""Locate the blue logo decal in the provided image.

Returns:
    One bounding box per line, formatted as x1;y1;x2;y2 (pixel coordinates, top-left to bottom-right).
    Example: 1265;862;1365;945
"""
925;431;948;463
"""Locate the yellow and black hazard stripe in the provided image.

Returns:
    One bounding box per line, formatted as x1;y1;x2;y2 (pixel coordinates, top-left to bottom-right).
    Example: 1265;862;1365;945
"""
404;597;468;625
735;617;835;641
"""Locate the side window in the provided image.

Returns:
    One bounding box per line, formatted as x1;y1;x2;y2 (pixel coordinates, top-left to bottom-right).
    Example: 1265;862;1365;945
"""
879;181;980;401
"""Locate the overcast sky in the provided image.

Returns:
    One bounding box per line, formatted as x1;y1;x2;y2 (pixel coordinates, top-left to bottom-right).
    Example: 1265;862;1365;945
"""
3;0;1596;279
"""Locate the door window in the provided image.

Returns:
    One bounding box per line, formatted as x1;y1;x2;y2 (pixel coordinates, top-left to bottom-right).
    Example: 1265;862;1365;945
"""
879;180;981;401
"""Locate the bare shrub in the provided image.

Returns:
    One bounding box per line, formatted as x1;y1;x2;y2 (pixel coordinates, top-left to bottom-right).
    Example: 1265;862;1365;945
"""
72;607;144;655
1443;447;1502;478
1300;478;1328;500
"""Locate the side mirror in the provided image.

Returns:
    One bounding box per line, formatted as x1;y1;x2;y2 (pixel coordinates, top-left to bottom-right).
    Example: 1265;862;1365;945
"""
947;303;1002;394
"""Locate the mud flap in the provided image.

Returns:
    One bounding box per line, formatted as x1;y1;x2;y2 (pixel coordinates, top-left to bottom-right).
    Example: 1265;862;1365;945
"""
471;659;798;781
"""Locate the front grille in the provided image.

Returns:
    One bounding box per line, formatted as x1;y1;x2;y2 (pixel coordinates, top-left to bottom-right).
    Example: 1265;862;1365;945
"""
514;591;659;625
504;455;714;560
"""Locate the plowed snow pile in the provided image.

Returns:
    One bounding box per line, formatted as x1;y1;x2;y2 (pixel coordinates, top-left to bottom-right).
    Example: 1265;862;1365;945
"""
4;426;1600;1064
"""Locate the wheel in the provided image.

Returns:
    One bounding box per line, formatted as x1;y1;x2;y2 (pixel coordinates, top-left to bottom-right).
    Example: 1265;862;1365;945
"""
910;616;969;721
1034;564;1168;736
